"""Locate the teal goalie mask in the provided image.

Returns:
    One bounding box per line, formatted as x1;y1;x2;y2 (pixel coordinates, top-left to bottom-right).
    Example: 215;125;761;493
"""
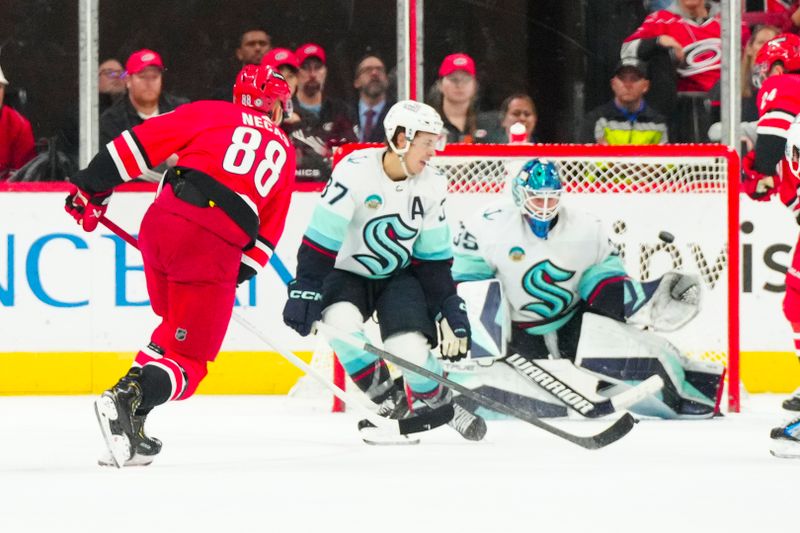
511;159;562;239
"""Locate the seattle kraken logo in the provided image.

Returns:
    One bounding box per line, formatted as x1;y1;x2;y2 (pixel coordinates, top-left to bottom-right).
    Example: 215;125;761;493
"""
521;260;575;319
354;215;417;276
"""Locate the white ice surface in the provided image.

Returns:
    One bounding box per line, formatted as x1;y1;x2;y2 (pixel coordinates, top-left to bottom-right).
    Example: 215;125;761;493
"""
1;394;798;533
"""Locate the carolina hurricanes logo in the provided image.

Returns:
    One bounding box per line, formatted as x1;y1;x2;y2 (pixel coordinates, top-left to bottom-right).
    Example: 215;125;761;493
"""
677;38;722;77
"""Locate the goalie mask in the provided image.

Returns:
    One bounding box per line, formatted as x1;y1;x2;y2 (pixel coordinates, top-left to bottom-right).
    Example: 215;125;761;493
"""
752;33;800;89
233;64;292;124
511;159;562;239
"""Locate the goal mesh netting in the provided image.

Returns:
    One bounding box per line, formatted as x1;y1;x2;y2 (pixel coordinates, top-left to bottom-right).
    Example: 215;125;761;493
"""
296;143;740;413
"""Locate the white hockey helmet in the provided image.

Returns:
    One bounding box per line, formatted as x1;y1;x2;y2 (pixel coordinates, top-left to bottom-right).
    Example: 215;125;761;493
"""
785;118;800;178
383;100;445;156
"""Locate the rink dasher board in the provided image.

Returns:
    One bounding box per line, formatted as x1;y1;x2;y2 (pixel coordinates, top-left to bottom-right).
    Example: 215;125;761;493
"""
0;190;797;392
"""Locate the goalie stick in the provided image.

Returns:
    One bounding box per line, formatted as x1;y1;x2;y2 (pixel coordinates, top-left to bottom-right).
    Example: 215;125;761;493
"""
97;215;453;442
314;322;639;450
504;355;664;418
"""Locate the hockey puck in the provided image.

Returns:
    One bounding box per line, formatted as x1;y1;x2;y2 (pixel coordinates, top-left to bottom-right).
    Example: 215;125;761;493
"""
658;231;675;244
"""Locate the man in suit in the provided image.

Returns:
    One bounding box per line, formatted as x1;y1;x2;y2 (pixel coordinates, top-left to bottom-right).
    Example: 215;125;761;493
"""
351;54;393;143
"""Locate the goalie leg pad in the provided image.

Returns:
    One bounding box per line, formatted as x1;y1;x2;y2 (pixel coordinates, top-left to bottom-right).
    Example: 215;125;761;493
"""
456;279;509;361
576;313;723;419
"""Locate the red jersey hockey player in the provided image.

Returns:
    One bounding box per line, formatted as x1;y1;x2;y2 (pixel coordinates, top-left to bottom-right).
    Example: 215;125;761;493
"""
65;64;295;468
742;34;800;414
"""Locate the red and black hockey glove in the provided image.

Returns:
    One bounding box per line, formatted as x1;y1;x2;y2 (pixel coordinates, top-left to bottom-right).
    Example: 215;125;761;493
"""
65;185;112;232
741;150;778;202
237;263;257;286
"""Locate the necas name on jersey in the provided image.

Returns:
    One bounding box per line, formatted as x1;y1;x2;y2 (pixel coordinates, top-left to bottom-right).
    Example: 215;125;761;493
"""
241;112;289;144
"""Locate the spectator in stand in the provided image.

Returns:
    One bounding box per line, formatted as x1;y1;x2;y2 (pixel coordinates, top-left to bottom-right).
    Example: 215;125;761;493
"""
58;58;129;167
350;54;393;143
0;63;36;181
212;27;271;101
235;27;271;67
707;24;781;148
98;58;127;115
757;1;800;32
622;0;747;141
578;58;668;145
429;53;484;143
743;24;783;119
261;48;301;129
291;43;357;182
101;49;188;181
477;93;538;144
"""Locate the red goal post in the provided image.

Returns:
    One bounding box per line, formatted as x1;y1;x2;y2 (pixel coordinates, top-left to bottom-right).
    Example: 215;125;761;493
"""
326;143;741;413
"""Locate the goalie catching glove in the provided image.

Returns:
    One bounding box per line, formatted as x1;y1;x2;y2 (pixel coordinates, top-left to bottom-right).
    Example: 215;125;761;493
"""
65;185;112;232
438;294;471;361
282;278;323;337
626;271;701;332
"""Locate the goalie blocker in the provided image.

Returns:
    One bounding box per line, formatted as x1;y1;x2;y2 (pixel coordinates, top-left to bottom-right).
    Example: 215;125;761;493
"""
450;279;723;419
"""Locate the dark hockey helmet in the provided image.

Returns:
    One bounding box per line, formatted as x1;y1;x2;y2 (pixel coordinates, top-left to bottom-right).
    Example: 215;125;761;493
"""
753;33;800;89
233;64;292;123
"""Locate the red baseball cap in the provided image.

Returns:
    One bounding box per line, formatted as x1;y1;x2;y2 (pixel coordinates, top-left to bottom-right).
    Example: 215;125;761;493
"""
438;53;475;78
126;49;164;75
295;43;326;66
262;48;300;71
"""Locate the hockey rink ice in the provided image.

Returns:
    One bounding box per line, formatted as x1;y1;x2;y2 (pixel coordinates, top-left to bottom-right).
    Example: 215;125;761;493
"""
1;394;797;533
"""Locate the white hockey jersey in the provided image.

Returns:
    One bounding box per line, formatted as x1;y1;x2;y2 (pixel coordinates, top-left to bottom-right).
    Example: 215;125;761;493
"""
304;147;452;279
452;200;625;334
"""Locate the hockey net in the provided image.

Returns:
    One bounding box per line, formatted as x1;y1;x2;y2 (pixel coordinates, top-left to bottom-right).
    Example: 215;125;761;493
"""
296;143;740;413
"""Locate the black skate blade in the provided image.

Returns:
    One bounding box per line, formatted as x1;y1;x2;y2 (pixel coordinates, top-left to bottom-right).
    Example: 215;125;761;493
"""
359;420;420;445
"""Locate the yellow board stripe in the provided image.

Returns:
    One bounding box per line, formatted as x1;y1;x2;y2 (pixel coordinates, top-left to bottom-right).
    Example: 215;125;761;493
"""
0;351;313;395
740;351;800;393
1;351;798;395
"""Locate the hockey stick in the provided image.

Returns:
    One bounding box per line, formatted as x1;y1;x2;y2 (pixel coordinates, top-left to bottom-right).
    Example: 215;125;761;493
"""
314;322;638;450
503;354;664;418
96;215;451;438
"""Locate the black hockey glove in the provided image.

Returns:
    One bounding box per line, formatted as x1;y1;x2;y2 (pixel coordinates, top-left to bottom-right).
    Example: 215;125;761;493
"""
282;279;323;337
438;294;471;361
237;263;257;286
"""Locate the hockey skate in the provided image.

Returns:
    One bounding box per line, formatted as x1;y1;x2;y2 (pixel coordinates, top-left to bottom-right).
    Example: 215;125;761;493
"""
770;415;800;458
782;387;800;411
97;411;162;467
358;383;419;445
94;369;161;468
419;388;487;442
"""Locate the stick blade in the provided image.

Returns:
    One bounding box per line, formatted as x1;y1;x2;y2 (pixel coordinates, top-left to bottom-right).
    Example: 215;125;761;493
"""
572;413;637;450
397;403;454;435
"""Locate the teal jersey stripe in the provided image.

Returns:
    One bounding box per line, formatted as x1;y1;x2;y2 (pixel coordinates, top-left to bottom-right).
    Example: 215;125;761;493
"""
305;206;351;251
412;225;452;261
578;254;627;300
452;253;495;281
413;248;453;261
